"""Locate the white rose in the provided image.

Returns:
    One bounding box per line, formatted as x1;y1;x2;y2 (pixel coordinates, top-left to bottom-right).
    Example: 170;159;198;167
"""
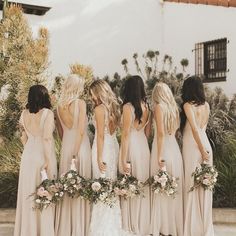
154;189;159;194
129;184;136;192
202;179;210;186
161;182;166;188
59;192;64;197
154;175;159;182
36;199;41;204
158;175;168;185
172;182;178;188
67;173;73;179
168;189;174;195
91;182;102;192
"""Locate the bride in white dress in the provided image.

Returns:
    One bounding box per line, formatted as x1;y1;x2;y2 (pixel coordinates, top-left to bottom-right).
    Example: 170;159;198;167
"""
89;80;124;236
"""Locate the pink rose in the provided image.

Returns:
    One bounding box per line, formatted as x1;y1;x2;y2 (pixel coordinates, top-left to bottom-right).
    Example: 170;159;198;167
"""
121;189;127;195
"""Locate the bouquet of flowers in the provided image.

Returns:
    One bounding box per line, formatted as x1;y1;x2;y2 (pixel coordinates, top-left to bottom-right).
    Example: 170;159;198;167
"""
31;169;64;211
84;163;116;207
190;162;218;192
59;158;87;198
147;161;179;198
113;174;144;199
85;177;116;207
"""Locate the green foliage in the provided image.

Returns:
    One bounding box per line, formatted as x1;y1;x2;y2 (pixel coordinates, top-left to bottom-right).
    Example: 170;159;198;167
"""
0;5;49;140
0;137;22;207
0;5;50;206
213;134;236;208
120;51;187;103
206;87;236;149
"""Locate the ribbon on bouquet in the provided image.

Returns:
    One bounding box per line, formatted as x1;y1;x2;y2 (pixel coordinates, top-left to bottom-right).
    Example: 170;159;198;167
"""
70;156;77;171
100;162;107;178
126;161;131;175
160;160;167;171
40;169;48;181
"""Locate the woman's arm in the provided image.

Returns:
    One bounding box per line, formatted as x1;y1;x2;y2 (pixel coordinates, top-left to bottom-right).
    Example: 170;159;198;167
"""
154;105;165;168
20;130;28;146
73;100;86;155
145;110;153;138
42;111;55;172
19;111;28;145
184;103;209;161
55;110;63;140
95;105;106;172
120;104;132;173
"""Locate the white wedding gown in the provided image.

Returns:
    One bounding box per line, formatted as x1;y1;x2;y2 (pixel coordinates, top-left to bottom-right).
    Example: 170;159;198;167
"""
89;106;130;236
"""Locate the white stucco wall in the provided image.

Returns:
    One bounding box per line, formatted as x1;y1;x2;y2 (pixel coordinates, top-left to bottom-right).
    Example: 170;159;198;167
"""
2;0;236;95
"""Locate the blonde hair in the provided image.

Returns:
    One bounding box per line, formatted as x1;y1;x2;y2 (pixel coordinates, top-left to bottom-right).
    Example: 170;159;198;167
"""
90;80;120;126
59;74;85;105
152;82;179;134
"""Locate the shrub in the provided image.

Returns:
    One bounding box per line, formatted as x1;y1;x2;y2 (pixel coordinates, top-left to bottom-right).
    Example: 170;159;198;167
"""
213;134;236;208
0;137;22;207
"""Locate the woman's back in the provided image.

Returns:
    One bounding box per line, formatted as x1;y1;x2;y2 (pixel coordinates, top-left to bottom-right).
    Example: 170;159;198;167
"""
129;102;150;132
57;99;81;132
184;102;210;132
21;108;53;139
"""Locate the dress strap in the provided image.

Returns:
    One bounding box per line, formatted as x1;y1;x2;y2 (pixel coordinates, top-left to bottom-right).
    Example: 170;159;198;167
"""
72;99;79;128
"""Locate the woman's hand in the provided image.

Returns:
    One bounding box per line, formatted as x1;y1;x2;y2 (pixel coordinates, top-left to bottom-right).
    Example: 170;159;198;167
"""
158;158;165;169
123;162;131;174
98;160;106;173
202;150;210;162
41;161;48;171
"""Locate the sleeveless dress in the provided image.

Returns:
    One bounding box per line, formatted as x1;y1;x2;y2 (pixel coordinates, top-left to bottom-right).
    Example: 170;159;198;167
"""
120;103;151;235
183;105;214;236
14;109;57;236
55;99;92;236
150;120;184;236
89;105;124;236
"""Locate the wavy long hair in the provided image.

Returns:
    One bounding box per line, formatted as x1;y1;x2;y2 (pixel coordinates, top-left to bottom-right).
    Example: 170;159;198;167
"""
122;75;147;123
58;74;85;106
90;80;121;126
180;76;206;132
152;82;179;134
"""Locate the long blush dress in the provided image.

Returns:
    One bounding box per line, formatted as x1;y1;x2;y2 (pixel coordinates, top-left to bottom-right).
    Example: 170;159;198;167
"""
14;108;57;236
120;103;151;235
150;117;184;236
183;103;214;236
55;99;92;236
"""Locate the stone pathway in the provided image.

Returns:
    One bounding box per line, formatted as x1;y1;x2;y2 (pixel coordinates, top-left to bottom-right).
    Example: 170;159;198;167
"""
0;209;236;236
1;224;236;236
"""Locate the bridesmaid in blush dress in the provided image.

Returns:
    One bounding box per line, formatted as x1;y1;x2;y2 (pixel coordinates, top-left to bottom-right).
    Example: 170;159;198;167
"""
150;82;184;236
120;75;151;235
55;74;92;236
14;85;57;236
181;76;214;236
